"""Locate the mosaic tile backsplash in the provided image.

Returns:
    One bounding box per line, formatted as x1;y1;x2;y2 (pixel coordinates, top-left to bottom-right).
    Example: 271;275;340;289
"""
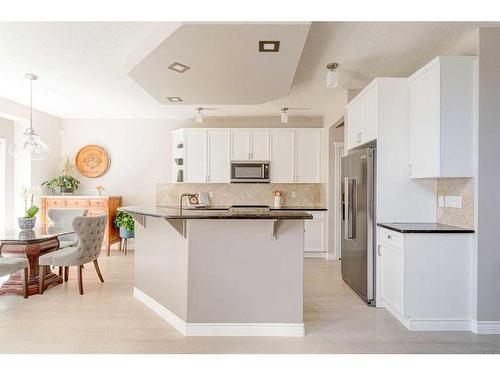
437;178;474;229
157;183;325;207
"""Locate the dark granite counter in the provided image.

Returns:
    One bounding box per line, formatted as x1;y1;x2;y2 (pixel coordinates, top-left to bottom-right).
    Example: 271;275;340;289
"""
271;206;327;211
377;222;474;234
177;205;327;212
120;206;313;220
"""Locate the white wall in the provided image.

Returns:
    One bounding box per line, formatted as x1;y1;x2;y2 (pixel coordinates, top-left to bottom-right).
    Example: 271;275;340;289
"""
0;118;15;228
61;117;324;207
476;28;500;323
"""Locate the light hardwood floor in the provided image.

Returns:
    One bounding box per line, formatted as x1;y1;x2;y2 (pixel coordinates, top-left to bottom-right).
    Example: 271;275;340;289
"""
0;254;499;354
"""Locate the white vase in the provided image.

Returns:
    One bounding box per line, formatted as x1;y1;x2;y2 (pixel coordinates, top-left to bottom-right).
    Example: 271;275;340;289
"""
274;196;284;209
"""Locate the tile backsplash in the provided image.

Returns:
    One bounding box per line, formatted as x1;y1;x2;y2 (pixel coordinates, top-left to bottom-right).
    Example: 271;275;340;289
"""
437;178;474;229
157;183;326;207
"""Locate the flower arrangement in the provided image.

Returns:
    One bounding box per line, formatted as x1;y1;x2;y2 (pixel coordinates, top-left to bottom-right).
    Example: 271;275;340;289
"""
96;185;105;196
18;186;41;229
21;185;41;216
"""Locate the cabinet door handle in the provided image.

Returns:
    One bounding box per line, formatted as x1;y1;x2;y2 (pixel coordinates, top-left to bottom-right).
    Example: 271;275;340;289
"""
356;132;362;143
377;245;382;256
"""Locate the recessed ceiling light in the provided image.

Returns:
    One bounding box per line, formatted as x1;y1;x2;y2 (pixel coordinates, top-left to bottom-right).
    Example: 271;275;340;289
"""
167;62;191;73
167;96;183;103
259;41;280;52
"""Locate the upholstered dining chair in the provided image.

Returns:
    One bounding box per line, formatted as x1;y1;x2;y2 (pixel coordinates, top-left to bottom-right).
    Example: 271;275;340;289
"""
0;257;29;298
47;208;89;279
38;215;107;295
47;208;88;248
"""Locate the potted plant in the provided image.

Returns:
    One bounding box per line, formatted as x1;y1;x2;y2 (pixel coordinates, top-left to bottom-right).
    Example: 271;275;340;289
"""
45;175;80;194
114;211;135;239
44;156;80;195
18;186;40;229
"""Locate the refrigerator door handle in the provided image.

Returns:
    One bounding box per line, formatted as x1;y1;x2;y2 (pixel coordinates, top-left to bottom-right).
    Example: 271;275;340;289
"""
344;177;356;240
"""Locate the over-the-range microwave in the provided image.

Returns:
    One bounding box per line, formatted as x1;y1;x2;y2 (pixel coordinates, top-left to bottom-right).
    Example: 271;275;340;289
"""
230;161;270;183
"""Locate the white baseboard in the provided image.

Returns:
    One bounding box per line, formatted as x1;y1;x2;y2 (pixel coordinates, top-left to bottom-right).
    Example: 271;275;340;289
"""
408;319;472;331
381;298;471;332
304;251;327;259
133;287;186;334
471;320;500;334
133;287;305;337
185;323;304;337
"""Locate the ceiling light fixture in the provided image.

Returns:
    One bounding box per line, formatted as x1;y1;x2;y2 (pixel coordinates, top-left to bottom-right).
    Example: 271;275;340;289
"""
167;96;183;103
167;62;191;74
281;107;289;124
326;63;339;88
259;41;280;52
195;107;204;123
9;73;51;160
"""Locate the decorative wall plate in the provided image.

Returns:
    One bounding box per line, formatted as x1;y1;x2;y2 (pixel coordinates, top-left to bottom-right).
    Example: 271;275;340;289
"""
75;145;111;178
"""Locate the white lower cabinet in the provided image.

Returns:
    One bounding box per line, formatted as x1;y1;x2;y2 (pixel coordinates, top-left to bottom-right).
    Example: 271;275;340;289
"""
377;227;473;331
303;211;327;257
379;241;404;317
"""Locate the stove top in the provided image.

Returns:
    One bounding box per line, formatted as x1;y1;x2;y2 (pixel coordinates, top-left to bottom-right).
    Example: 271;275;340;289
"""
228;205;271;213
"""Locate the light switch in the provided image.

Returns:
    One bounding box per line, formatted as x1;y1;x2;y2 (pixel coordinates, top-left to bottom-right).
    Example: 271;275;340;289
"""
209;191;214;198
438;196;445;207
291;192;296;198
445;196;462;209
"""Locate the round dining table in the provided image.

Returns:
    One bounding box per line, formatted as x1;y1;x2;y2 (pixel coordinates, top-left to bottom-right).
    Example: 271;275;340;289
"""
0;225;74;296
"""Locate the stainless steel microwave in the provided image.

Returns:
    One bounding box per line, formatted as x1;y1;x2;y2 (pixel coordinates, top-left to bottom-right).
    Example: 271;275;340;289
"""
230;161;270;183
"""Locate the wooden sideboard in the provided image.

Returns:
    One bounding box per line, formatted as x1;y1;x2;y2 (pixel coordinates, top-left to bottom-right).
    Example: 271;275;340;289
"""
41;196;122;256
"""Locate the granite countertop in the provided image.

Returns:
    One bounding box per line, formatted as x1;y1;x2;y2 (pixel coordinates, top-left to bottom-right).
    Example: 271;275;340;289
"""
179;205;327;211
120;206;313;220
377;222;474;234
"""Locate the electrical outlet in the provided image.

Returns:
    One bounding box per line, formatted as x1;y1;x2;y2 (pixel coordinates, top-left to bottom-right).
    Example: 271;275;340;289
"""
209;191;214;198
291;191;296;198
438;196;445;207
444;196;462;209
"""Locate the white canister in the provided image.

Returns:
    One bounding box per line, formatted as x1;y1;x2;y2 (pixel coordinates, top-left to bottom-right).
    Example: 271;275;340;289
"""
274;195;284;208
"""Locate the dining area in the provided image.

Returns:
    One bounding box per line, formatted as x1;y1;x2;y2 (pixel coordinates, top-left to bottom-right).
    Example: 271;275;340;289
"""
0;209;108;298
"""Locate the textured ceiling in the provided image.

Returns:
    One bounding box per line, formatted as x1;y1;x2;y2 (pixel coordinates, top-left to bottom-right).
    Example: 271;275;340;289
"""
0;22;498;120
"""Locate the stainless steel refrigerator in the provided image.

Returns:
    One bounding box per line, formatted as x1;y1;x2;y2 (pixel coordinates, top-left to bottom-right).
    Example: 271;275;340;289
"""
341;148;376;306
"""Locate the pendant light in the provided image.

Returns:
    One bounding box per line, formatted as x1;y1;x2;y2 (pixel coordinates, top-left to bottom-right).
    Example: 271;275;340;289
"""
281;107;289;123
195;107;204;123
9;74;51;160
326;63;339;88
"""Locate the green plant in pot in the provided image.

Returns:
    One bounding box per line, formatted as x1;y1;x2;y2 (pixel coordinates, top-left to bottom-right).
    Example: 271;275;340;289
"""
114;211;134;239
46;175;80;194
44;156;80;195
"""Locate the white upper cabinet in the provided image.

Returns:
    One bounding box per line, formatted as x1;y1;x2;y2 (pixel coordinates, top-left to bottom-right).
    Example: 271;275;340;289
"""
270;129;321;183
251;130;270;160
230;131;251;160
346;81;378;150
230;130;269;160
408;56;476;178
270;130;295;182
177;128;322;184
346;97;363;150
362;85;378;143
185;129;207;183
295;130;321;183
207;130;230;183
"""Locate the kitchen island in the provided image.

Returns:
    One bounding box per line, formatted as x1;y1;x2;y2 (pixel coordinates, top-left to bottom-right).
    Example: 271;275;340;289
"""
120;206;312;337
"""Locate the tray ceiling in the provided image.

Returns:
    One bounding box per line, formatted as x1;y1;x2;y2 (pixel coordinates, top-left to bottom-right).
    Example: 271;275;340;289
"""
127;23;311;105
